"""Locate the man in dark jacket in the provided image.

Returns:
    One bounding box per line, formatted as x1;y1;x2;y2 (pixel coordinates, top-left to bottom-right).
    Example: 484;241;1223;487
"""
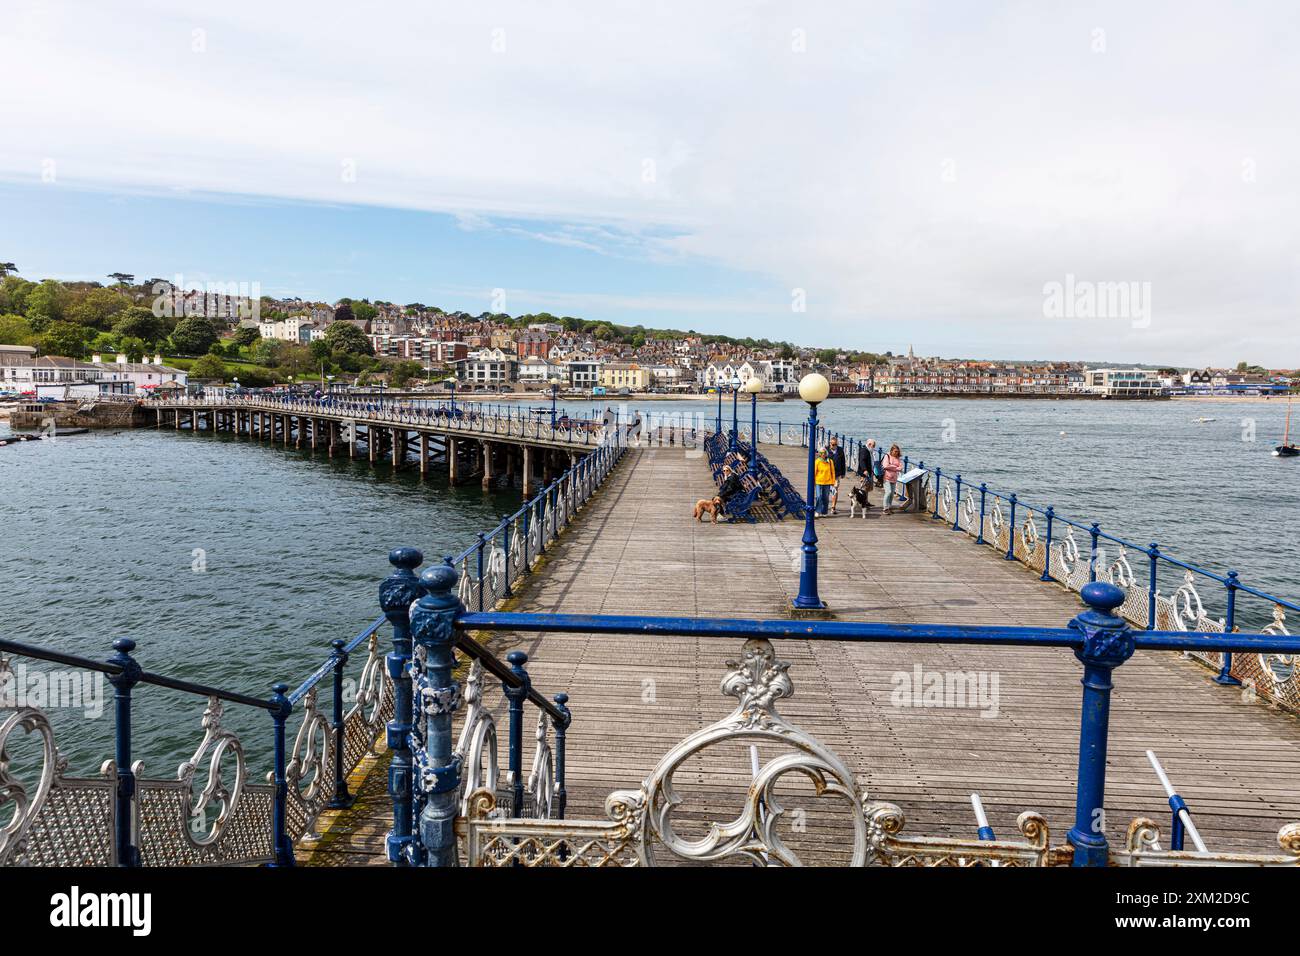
828;437;847;514
855;438;878;506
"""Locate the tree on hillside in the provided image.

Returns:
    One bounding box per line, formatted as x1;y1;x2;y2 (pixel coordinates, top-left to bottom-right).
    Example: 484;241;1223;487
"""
67;287;131;330
232;326;260;347
324;321;373;355
389;360;425;388
24;279;71;329
0;277;34;316
333;301;355;323
107;272;135;287
112;306;166;344
40;321;91;358
170;316;219;355
0;263;16;278
0;313;36;347
253;338;288;366
188;354;228;381
351;301;377;323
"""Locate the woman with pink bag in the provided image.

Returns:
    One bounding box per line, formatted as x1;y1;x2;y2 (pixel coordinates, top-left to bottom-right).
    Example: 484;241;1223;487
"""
881;443;904;515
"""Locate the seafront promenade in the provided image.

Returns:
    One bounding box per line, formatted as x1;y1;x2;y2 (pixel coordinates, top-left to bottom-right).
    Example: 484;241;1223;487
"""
299;439;1300;865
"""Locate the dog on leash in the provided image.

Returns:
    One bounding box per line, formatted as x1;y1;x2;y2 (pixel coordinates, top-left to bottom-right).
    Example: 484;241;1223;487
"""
848;478;872;518
693;496;723;523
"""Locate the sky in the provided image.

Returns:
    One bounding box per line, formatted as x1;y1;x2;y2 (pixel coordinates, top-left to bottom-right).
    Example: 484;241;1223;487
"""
1;1;1297;365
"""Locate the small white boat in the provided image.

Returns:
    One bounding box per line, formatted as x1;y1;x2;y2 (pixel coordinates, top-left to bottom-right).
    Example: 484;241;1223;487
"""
1193;417;1216;423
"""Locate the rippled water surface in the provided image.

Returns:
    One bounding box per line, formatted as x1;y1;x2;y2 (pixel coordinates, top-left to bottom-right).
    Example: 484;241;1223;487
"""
2;395;1297;771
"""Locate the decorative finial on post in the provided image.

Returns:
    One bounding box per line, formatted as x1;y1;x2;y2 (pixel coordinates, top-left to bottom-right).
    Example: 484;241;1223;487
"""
410;561;463;866
553;692;571;820
503;651;532;818
267;681;294;866
107;638;143;868
328;639;354;809
380;547;424;866
1065;581;1134;867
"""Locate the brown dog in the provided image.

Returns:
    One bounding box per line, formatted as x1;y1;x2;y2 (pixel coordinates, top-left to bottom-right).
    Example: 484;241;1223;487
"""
693;497;723;523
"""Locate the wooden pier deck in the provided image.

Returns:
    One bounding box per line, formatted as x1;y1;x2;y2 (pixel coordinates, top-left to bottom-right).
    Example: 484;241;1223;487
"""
302;443;1300;865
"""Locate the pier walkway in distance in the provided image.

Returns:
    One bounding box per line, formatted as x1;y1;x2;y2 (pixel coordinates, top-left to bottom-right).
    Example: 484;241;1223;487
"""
301;442;1300;864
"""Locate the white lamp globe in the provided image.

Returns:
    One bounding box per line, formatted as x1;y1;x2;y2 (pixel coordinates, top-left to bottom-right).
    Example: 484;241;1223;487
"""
743;378;763;394
798;373;830;404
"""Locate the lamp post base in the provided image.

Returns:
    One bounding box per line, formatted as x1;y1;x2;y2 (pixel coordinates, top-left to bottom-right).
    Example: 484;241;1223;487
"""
789;600;833;619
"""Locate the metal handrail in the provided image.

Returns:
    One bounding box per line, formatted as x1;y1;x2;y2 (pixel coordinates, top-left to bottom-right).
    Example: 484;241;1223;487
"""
0;635;274;712
455;611;1300;654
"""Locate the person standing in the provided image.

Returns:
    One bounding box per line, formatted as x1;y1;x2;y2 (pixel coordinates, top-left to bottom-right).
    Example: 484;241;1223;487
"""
856;438;877;507
857;438;877;475
881;443;904;515
813;447;836;517
828;436;847;514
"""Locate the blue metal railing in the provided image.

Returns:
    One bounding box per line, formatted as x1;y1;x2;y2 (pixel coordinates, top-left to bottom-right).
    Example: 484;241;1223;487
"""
380;566;1300;868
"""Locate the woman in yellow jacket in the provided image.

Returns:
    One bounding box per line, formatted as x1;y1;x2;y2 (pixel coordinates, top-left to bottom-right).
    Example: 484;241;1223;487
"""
813;447;835;517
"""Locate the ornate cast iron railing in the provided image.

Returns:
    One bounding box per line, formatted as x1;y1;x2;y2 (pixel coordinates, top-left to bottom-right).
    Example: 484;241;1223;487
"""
439;584;1300;868
1;426;624;868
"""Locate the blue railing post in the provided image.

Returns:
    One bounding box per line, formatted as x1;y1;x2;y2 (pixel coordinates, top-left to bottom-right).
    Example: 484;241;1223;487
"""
1215;570;1242;685
977;483;987;544
1146;543;1159;630
1005;494;1018;559
1169;793;1189;851
328;638;355;809
553;692;570;819
503;651;531;817
268;681;294;866
932;467;942;519
1041;506;1055;581
107;638;142;867
951;475;963;531
1066;581;1135;867
409;560;464;866
1089;523;1101;582
380;546;424;866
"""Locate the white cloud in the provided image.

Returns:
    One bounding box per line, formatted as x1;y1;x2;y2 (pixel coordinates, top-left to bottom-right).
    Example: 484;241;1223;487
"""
1;1;1297;363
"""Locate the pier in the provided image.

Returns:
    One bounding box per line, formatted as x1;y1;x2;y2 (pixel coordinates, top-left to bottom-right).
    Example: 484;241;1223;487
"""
4;396;1299;868
149;394;611;491
297;439;1300;865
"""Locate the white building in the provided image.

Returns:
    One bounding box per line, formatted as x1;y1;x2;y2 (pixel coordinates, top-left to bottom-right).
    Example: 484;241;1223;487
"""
517;356;565;388
90;354;189;394
455;348;518;389
259;315;317;344
1080;368;1167;397
0;353;187;397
